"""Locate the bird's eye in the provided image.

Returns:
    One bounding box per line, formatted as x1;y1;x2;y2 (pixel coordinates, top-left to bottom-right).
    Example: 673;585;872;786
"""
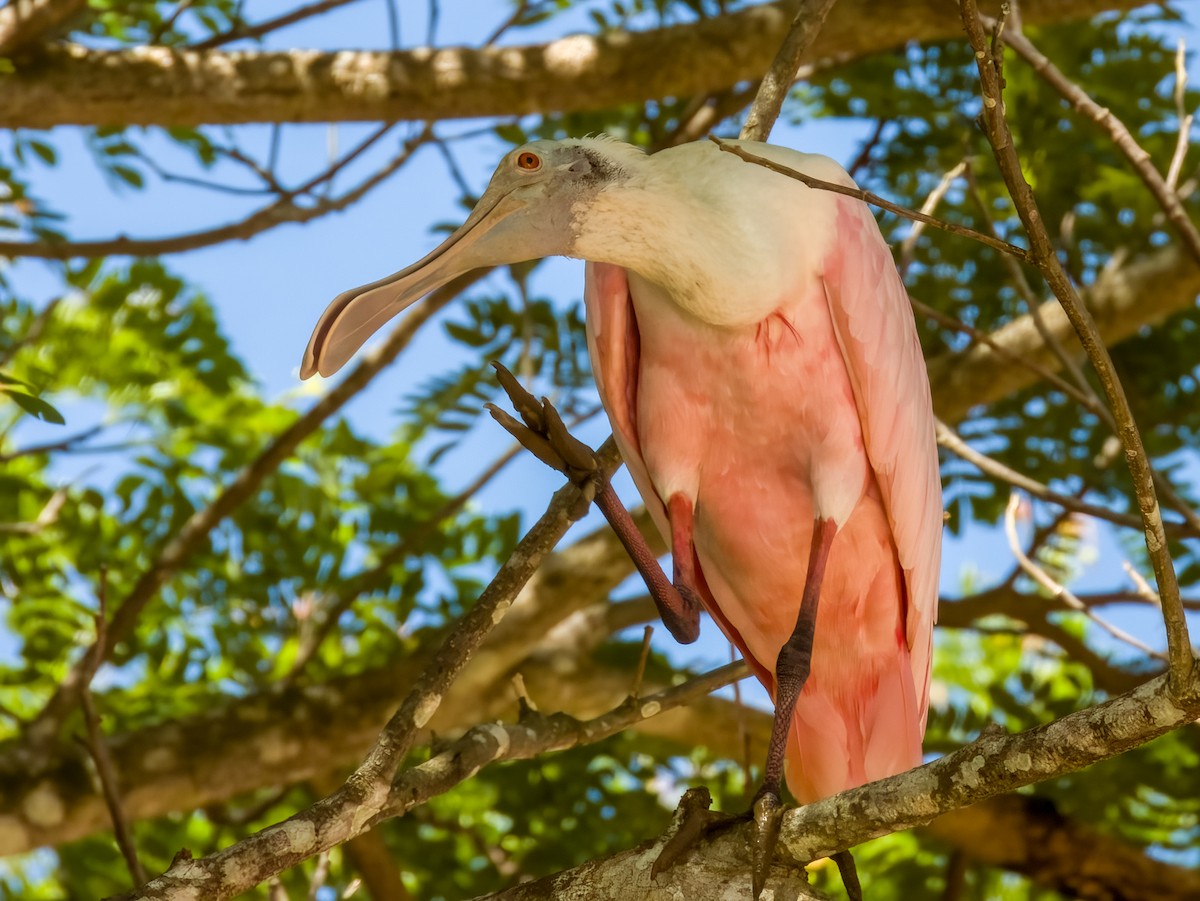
516;151;542;172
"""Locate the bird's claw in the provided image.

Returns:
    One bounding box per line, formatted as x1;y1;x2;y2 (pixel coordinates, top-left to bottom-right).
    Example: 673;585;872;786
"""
487;361;601;519
751;790;784;900
651;787;740;880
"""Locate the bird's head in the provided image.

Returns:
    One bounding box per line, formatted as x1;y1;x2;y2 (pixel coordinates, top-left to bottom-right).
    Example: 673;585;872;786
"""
300;138;641;379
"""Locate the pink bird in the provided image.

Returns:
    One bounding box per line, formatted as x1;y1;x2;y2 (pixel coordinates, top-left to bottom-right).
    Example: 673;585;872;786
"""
301;137;941;892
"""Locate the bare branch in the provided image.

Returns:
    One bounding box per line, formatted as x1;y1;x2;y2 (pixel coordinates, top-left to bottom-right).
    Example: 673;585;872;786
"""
999;21;1200;266
112;443;630;900
711;138;1033;261
501;667;1200;898
898;160;967;275
739;0;839;142
22;270;486;749
79;688;148;887
0;126;425;259
0;0;1151;129
1003;492;1167;661
961;0;1193;696
935;419;1195;540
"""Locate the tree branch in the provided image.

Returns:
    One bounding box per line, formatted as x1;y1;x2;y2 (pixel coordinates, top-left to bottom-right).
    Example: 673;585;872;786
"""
961;0;1193;696
0;125;427;259
21;271;484;751
739;0;839;142
499;667;1200;898
0;0;1149;128
0;0;86;55
924;795;1200;901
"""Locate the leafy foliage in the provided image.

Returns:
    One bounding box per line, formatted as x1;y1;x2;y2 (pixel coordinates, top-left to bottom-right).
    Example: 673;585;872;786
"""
0;1;1197;898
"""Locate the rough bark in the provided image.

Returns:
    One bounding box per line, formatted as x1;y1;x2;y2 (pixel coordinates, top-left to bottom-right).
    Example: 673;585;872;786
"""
0;233;1186;856
924;796;1200;901
491;668;1200;899
927;243;1200;423
0;0;1146;128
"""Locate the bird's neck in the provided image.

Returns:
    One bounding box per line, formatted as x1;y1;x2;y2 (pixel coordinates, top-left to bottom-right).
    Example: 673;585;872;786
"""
569;167;792;328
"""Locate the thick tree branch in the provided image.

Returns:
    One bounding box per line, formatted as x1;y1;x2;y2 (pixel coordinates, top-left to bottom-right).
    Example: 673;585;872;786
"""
0;0;86;55
496;667;1200;898
0;0;1147;128
961;0;1193;695
21;271;484;751
925;795;1200;901
927;241;1200;423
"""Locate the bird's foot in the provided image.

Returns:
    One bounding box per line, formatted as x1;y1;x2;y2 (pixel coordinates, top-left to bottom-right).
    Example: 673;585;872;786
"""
750;787;785;900
651;787;746;880
486;360;600;520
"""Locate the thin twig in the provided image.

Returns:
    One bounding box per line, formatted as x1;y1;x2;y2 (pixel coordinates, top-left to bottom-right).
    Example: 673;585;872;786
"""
0;126;430;260
997;17;1200;266
78;571;148;887
739;0;839;142
962;0;1193;695
1166;39;1192;193
899;160;967;275
712;138;1033;262
1003;492;1166;661
0;423;105;463
846;117;888;180
935;419;1194;540
630;625;654;699
0;487;67;535
190;0;363;50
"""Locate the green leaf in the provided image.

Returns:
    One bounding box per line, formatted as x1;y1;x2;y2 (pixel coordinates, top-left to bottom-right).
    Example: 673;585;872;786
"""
2;388;65;424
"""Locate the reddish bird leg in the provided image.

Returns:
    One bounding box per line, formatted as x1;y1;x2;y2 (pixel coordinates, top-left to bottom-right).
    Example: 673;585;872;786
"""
751;516;842;900
485;360;700;644
593;484;701;644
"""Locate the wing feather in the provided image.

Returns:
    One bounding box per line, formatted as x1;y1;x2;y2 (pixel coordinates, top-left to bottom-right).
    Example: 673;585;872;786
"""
583;262;773;687
822;197;942;726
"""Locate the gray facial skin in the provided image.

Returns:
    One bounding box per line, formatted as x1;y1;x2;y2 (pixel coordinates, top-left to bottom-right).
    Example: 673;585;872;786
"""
300;140;630;379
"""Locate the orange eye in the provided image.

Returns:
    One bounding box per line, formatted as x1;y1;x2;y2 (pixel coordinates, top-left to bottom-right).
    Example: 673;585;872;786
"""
516;151;541;171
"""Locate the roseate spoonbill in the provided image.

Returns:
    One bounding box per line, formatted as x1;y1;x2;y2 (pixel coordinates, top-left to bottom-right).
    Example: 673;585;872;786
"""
301;137;941;892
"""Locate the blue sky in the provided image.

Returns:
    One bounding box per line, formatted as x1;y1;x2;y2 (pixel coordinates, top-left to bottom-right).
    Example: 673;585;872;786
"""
6;0;1198;704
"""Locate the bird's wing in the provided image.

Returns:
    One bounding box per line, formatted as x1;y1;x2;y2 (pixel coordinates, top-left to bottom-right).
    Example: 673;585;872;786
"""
822;197;942;726
583;262;771;682
583;262;670;538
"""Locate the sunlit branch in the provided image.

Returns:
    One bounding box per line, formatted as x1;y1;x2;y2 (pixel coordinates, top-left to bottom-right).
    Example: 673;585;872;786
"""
996;16;1200;266
739;0;839;143
22;270;486;750
0;125;425;259
1003;492;1167;662
961;0;1193;696
115;441;626;900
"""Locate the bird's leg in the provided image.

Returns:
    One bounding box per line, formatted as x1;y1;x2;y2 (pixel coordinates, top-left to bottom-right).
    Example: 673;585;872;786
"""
486;361;700;644
750;517;838;901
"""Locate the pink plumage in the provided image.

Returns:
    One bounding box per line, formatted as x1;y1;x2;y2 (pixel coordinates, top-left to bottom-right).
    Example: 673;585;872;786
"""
300;135;942;808
584;167;940;802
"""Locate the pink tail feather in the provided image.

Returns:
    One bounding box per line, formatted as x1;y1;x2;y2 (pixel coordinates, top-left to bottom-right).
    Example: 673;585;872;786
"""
784;643;923;804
